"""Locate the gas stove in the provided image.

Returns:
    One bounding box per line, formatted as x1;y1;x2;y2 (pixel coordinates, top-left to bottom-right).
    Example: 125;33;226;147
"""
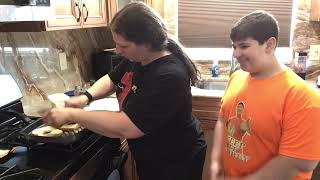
0;74;123;180
0;101;121;180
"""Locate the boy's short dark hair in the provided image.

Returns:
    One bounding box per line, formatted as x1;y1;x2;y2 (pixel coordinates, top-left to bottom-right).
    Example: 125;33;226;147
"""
230;10;279;46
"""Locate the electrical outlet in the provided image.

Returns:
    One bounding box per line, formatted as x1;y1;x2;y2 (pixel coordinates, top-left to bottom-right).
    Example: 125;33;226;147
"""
59;52;68;70
309;44;320;61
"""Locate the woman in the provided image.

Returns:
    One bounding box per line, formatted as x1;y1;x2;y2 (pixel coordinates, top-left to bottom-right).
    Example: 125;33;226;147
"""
43;2;207;180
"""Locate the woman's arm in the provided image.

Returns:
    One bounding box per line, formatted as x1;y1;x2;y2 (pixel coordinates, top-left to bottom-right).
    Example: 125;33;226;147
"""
87;74;116;101
65;74;116;108
43;108;144;139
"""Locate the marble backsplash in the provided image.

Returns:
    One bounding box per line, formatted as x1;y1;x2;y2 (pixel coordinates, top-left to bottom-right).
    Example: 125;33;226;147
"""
0;27;115;116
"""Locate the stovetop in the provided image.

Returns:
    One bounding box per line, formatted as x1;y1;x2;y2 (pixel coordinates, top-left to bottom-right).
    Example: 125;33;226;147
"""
0;133;120;180
0;100;121;180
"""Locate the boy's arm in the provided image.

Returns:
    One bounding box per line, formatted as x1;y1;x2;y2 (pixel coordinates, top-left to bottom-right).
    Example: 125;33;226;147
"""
210;116;225;179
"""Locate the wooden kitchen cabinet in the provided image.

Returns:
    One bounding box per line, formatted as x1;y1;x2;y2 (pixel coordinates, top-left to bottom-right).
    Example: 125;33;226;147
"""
46;0;107;30
310;0;320;21
145;0;164;17
107;0;145;25
192;96;221;180
108;0;164;24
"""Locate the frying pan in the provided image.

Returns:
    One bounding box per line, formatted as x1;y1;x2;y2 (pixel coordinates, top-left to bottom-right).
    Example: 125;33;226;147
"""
19;119;89;145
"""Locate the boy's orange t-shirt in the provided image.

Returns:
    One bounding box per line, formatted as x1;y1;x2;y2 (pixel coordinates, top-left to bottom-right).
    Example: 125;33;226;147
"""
220;69;320;180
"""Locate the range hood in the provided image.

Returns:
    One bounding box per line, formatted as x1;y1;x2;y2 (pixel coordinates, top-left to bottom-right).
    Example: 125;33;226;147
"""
0;0;54;22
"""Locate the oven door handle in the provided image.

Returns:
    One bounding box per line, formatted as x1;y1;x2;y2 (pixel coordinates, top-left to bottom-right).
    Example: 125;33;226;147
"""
0;167;43;180
0;109;31;125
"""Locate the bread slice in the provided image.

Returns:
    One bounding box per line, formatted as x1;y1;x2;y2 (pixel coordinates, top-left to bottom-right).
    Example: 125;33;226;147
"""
60;123;80;131
0;149;10;158
31;126;63;137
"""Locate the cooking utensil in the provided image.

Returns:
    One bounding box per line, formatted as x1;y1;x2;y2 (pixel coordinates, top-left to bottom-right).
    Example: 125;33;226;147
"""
19;119;88;145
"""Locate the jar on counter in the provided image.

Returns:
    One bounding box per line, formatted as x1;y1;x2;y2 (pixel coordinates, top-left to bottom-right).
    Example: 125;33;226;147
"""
294;52;308;80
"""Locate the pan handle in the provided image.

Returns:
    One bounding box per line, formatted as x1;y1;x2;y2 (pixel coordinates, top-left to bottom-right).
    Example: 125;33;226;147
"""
18;119;43;142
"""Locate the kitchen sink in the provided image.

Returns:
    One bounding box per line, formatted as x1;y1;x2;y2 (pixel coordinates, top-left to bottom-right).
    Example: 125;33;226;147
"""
195;79;228;90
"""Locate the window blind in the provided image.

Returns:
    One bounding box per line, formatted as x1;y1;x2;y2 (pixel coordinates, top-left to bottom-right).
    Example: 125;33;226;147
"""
178;0;293;48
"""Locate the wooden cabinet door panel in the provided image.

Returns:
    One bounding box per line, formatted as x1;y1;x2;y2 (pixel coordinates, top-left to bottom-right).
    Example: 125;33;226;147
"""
82;0;107;27
201;120;217;180
192;96;221;180
107;0;118;24
145;0;164;17
193;110;219;121
46;0;81;30
311;0;320;21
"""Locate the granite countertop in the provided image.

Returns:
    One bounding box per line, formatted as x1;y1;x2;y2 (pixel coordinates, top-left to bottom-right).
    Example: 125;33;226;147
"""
27;80;320;117
306;80;320;91
84;97;119;111
191;79;320;98
191;86;224;98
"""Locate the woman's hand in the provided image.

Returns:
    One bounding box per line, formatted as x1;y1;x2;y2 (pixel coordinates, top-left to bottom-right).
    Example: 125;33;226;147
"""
42;108;73;128
65;95;89;108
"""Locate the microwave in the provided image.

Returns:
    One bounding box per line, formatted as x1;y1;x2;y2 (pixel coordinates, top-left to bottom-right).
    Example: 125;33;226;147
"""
91;51;122;81
0;0;53;22
0;0;50;6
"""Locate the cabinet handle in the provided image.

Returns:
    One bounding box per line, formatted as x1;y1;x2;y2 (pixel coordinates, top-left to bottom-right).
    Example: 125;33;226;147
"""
75;2;81;22
83;3;89;22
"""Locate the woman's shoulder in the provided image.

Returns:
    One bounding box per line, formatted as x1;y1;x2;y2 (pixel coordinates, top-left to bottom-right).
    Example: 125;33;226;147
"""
144;55;188;82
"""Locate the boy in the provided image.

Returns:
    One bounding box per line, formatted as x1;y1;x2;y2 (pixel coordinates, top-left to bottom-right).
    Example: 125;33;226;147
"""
210;10;320;180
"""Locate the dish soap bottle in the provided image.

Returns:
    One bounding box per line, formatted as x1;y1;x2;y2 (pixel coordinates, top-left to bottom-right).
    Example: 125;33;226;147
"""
211;61;219;77
293;52;308;80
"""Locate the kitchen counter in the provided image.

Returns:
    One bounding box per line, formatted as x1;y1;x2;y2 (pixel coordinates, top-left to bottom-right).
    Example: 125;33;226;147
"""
191;86;224;98
306;80;320;92
191;79;320;98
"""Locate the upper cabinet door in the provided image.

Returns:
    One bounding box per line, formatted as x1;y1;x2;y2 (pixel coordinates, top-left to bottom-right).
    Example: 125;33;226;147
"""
82;0;107;27
108;0;146;24
46;0;82;30
310;0;320;21
145;0;164;17
117;0;145;10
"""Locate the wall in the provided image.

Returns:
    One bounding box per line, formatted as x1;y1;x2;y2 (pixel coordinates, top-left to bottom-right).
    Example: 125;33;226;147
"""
292;0;320;52
193;0;320;79
0;27;114;116
164;0;178;39
292;0;320;79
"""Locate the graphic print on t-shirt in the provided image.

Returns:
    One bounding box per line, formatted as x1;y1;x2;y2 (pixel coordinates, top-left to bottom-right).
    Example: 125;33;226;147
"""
225;101;251;162
117;72;133;110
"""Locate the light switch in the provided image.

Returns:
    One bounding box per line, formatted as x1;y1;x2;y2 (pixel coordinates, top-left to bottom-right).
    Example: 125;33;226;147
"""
59;52;68;70
309;44;320;61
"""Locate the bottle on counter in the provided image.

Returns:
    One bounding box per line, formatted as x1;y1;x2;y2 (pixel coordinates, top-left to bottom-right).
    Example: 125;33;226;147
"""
211;61;219;77
293;52;308;80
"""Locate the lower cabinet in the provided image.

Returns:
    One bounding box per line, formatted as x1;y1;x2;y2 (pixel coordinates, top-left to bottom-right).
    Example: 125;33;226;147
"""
192;96;221;180
120;139;139;180
311;163;320;179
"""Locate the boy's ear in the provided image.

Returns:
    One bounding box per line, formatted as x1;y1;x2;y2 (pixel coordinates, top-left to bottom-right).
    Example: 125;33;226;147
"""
265;37;277;53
